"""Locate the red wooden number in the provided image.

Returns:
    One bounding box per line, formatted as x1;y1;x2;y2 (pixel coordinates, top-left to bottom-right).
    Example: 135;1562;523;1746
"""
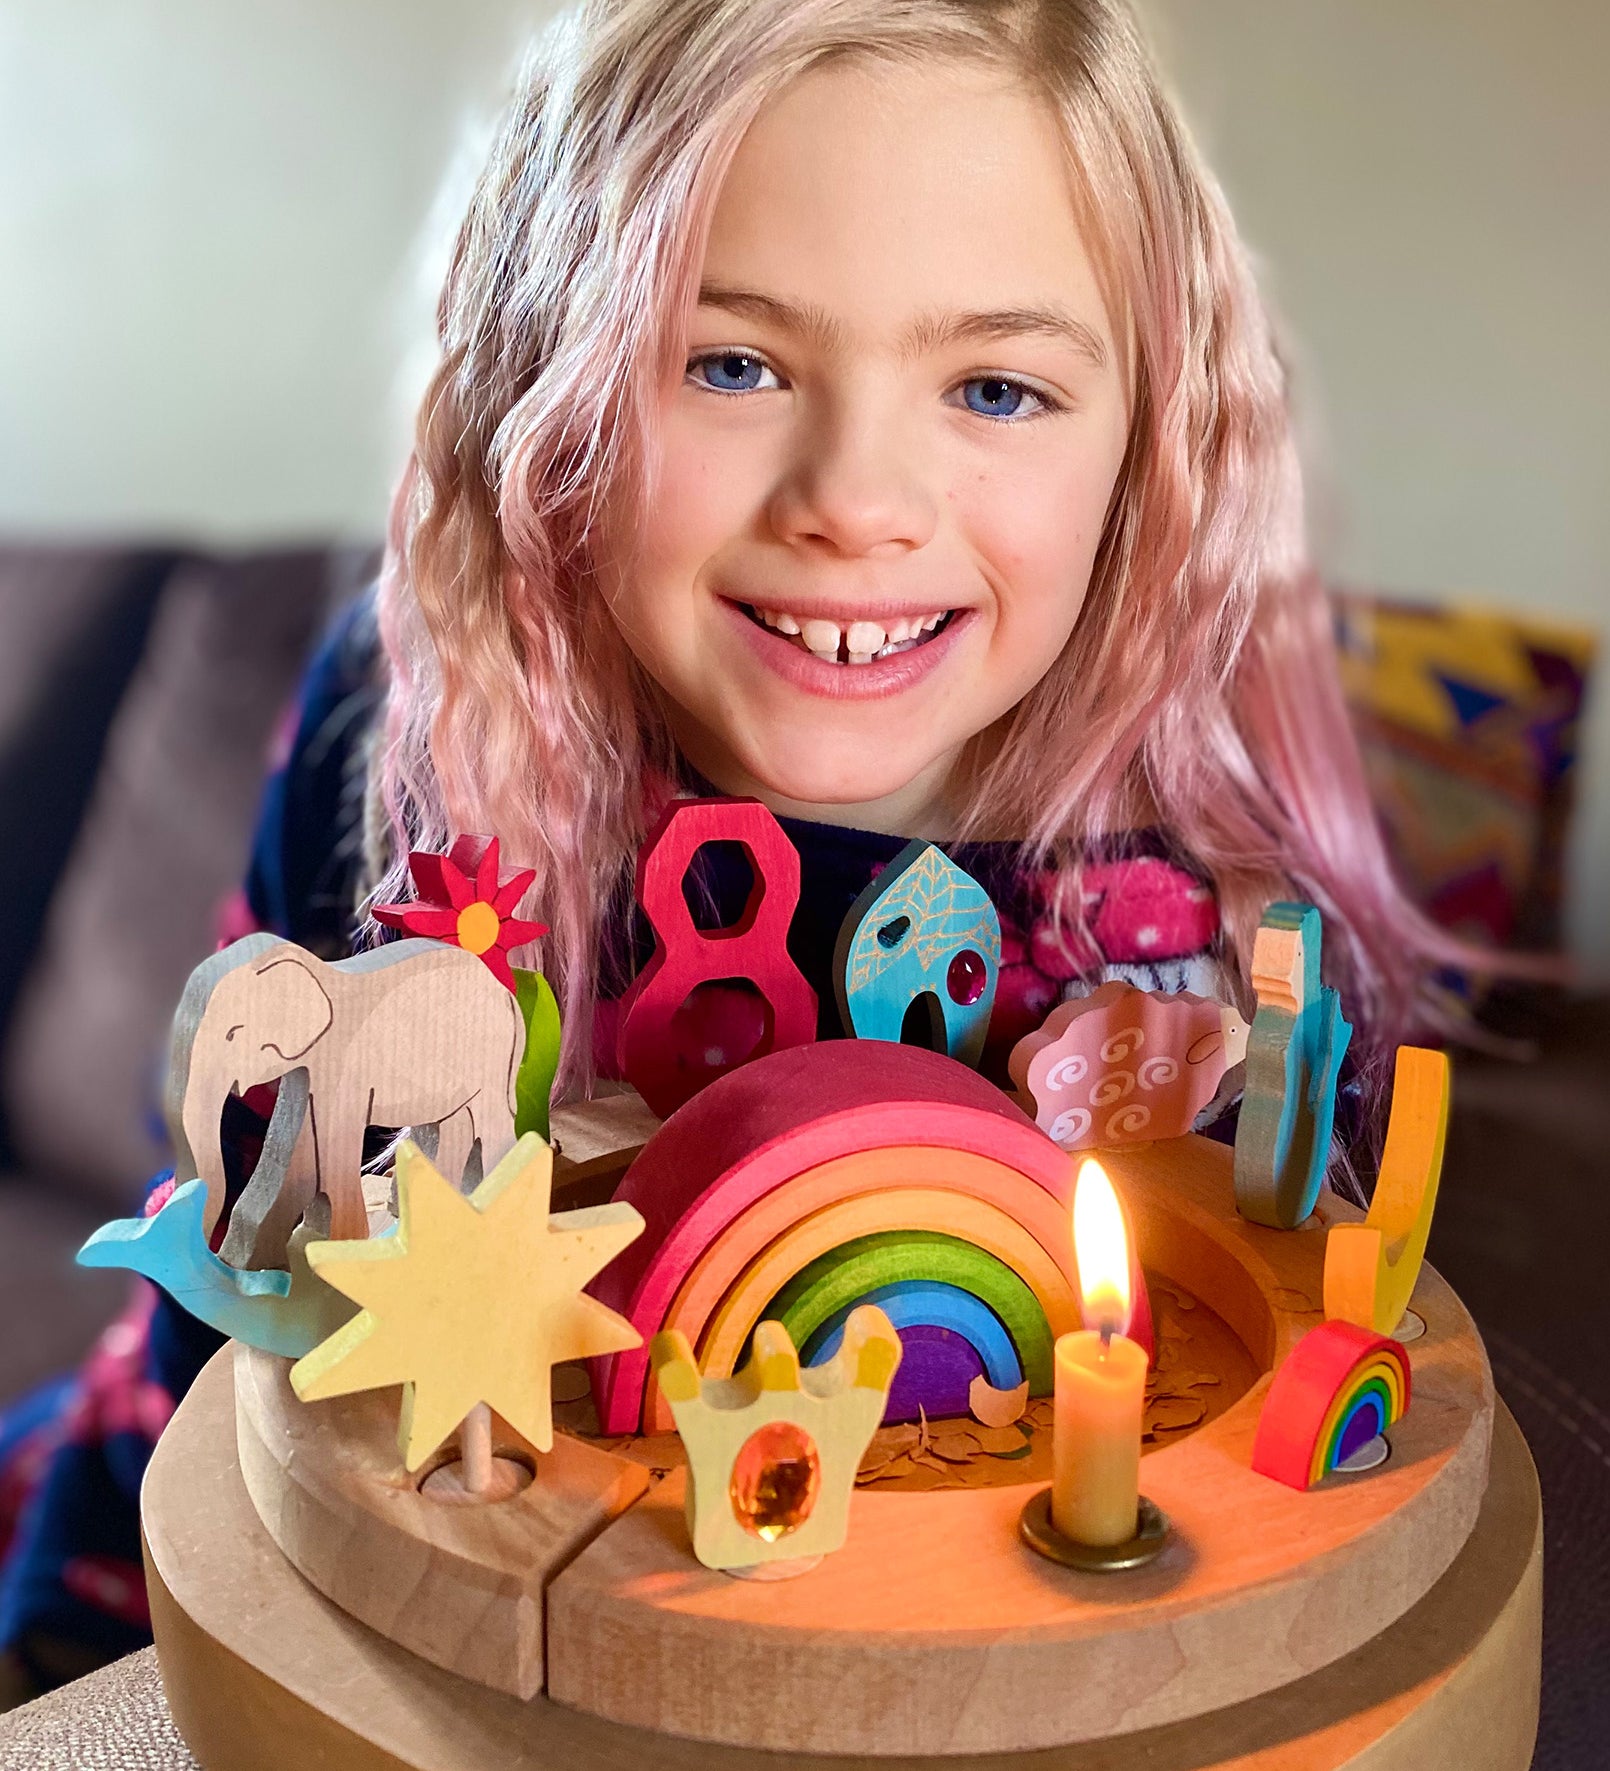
616;799;818;1117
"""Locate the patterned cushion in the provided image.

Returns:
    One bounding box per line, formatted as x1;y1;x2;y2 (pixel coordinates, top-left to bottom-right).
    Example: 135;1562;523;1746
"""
1333;591;1596;952
0;1647;195;1768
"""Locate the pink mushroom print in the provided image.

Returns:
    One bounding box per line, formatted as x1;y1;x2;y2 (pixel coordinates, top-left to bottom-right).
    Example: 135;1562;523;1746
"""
1008;981;1250;1151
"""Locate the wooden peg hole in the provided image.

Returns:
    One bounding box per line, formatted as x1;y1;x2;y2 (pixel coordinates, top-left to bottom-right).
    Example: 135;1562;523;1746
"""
722;1553;824;1583
417;1447;535;1506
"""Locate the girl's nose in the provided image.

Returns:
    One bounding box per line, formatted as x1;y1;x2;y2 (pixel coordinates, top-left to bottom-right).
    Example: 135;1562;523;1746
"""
765;403;937;559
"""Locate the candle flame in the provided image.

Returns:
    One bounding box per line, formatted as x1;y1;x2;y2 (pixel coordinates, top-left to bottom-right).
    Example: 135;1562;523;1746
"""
1073;1158;1131;1336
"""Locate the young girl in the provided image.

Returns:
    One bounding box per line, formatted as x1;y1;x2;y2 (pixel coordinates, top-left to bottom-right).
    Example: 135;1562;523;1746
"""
0;0;1470;1694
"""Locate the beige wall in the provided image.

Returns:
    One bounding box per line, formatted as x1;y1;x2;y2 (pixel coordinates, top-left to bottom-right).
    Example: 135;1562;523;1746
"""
1;2;1604;967
0;0;529;539
1144;1;1609;973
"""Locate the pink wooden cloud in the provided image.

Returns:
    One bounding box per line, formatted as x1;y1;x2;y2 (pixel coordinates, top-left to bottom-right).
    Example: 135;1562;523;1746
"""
1009;981;1249;1151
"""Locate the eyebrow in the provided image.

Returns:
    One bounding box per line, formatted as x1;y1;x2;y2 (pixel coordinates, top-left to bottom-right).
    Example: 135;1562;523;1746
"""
696;280;1109;371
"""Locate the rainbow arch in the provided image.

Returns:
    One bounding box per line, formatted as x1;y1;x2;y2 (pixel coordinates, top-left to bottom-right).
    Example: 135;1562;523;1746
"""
1251;1320;1412;1490
588;1041;1152;1435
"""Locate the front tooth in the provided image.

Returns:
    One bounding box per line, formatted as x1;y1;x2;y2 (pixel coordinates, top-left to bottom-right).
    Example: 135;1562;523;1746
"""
774;612;801;635
884;617;912;644
846;621;887;660
801;619;843;658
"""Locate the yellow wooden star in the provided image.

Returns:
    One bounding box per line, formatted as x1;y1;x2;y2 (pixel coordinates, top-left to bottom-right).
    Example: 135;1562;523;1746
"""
289;1133;643;1468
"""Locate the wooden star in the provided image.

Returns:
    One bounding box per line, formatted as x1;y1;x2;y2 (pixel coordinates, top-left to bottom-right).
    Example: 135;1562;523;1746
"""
290;1133;644;1467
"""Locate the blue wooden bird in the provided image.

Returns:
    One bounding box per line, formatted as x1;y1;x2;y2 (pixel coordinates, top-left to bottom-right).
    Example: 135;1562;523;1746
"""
77;1179;356;1358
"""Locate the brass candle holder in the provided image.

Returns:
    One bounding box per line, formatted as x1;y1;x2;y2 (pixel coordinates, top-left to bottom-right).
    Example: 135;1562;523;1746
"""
1018;1487;1172;1572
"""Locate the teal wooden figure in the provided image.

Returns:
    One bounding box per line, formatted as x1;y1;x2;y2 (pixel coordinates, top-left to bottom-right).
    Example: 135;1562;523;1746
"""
1233;902;1354;1229
77;1178;357;1358
833;840;1001;1067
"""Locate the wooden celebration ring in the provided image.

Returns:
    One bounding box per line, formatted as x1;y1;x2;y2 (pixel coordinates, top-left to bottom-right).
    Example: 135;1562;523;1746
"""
145;1361;1538;1770
142;1133;1530;1762
231;1349;649;1699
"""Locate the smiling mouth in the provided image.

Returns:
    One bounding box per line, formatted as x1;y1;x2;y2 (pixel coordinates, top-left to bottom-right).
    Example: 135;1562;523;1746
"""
737;603;958;665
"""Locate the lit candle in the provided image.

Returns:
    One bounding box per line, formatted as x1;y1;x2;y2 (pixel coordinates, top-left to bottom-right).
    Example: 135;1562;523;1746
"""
1051;1159;1147;1546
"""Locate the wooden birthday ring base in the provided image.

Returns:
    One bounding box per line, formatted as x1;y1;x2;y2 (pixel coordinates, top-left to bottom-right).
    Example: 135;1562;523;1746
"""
145;1352;1539;1770
141;1135;1535;1763
220;1138;1498;1756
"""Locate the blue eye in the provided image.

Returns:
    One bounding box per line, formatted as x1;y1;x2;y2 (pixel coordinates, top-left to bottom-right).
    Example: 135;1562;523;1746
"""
957;376;1054;421
687;351;779;394
685;351;1060;420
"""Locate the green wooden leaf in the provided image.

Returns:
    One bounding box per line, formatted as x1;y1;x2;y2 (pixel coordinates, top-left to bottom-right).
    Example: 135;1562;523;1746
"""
512;968;562;1142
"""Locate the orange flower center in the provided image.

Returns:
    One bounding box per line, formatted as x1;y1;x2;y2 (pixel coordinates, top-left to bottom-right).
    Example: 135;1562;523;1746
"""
456;902;501;957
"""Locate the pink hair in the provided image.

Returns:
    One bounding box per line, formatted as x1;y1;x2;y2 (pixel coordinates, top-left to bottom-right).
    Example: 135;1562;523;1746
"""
374;0;1494;1107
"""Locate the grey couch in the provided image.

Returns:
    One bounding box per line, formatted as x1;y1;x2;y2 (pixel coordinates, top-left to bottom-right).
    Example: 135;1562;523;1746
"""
0;544;370;1402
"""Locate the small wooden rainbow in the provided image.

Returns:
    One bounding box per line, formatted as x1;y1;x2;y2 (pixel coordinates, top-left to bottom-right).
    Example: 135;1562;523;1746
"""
1251;1320;1412;1490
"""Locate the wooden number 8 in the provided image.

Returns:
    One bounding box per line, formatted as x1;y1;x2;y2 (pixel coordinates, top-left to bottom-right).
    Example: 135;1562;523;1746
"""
616;799;818;1117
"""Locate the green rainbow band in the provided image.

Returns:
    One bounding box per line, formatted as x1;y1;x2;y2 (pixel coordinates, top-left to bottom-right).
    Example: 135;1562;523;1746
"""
763;1230;1056;1394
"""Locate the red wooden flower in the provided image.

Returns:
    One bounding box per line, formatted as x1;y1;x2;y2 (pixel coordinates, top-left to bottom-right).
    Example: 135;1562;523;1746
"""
373;835;548;992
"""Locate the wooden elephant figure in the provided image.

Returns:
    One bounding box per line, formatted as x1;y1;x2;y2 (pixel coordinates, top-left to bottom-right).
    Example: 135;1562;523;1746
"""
165;933;526;1255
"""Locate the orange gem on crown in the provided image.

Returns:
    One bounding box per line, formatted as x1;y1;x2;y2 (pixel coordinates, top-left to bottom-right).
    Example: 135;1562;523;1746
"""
730;1420;822;1542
